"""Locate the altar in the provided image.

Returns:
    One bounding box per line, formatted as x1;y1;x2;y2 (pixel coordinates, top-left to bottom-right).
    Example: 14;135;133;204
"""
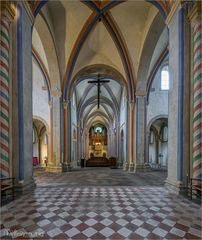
88;124;108;158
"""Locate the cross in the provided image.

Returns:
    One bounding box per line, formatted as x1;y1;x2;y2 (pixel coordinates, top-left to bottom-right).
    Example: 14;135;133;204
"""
88;74;110;109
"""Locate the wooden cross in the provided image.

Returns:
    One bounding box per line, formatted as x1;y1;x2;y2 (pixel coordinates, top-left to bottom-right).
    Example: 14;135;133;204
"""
88;74;110;109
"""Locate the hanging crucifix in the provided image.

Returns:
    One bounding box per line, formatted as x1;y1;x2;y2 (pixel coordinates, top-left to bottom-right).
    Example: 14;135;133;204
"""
88;74;110;109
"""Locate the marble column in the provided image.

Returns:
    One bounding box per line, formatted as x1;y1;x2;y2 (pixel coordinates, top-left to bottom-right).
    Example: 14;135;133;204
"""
189;3;202;178
0;3;15;177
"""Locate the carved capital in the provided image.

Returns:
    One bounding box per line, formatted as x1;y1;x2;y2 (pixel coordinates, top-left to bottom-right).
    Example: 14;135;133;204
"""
51;88;62;97
63;102;68;109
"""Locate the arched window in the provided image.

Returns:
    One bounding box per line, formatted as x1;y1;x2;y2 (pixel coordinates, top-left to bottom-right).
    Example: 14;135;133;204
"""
161;65;169;90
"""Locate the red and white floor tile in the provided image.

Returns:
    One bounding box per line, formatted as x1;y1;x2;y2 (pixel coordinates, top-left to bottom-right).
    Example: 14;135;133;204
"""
1;186;201;239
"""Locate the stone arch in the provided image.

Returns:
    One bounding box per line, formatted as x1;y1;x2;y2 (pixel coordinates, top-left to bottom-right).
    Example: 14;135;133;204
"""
69;64;128;101
33;115;49;134
33;14;61;91
136;13;167;93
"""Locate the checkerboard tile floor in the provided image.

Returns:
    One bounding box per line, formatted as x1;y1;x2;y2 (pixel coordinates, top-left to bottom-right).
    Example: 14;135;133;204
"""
1;186;201;239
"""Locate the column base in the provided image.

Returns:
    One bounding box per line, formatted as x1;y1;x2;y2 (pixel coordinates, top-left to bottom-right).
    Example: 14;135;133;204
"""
40;163;46;168
62;163;71;172
46;164;63;173
14;178;36;193
128;163;135;172
123;162;129;171
134;164;150;172
165;179;188;195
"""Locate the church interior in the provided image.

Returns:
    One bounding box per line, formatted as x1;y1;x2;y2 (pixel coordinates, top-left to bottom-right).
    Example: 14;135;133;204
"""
0;0;201;239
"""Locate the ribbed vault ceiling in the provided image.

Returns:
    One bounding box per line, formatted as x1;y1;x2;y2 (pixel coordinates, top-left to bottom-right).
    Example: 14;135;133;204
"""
32;0;167;129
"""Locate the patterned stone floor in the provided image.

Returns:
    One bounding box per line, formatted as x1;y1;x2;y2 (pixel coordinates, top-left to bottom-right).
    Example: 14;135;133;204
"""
34;167;167;187
1;168;201;239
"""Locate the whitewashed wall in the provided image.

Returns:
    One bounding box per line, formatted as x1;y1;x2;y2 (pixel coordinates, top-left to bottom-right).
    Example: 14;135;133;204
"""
32;59;50;128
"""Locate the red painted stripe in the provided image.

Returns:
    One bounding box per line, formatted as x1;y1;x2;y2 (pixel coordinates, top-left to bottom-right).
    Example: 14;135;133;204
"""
194;82;202;93
0;80;9;92
193;162;202;173
0;60;9;72
194;102;201;113
194;62;202;74
193;143;202;153
0;40;9;52
0;122;9;132
194;43;202;55
1;20;9;33
0;142;9;152
193;122;202;133
0;100;9;112
0;163;9;172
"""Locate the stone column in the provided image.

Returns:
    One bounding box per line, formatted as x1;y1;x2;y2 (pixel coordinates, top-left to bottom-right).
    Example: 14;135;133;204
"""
135;95;147;171
85;130;89;159
62;101;70;171
189;3;202;178
165;2;188;191
14;2;35;190
113;129;117;157
48;101;53;164
46;94;62;172
0;3;15;177
117;122;120;165
128;101;135;171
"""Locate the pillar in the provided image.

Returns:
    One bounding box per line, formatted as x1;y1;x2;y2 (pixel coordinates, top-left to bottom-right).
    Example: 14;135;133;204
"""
189;2;202;178
0;3;15;177
14;2;35;190
135;95;147;171
128;101;135;171
165;2;189;191
62;101;70;171
46;94;62;172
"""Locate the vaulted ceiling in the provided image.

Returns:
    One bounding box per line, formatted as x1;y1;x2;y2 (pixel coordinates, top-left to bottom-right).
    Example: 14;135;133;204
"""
31;0;168;129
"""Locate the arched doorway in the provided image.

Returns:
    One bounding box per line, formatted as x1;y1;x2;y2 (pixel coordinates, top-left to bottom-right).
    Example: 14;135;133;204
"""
148;118;168;169
33;118;49;167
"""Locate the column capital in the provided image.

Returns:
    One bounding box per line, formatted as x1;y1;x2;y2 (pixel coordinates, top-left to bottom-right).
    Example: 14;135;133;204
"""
49;101;52;108
63;101;68;109
136;91;146;97
1;2;16;21
188;2;201;26
51;87;62;97
129;101;135;110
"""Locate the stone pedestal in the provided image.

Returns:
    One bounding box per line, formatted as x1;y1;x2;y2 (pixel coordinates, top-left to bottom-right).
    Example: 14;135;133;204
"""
46;163;63;173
